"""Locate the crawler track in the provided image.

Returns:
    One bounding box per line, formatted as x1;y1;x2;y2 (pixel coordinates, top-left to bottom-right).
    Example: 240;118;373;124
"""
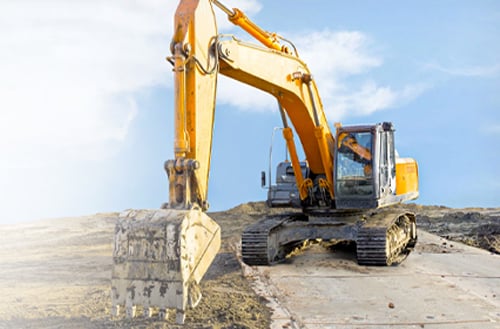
357;212;417;266
241;216;287;265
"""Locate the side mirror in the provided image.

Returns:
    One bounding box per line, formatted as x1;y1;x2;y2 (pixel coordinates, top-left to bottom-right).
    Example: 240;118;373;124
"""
261;171;266;188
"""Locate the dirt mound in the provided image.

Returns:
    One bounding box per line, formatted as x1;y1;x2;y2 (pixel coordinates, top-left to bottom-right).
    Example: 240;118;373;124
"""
414;209;500;254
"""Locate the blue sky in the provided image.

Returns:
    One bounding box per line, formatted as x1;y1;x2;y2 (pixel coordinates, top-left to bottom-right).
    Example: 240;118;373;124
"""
1;0;499;224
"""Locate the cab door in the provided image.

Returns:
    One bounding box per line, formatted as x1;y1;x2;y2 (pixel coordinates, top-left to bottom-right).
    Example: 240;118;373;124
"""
378;125;396;197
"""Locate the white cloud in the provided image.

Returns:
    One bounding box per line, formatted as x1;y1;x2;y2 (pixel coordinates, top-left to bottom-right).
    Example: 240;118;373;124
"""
0;0;178;223
332;81;396;117
0;0;177;168
481;123;500;135
216;29;427;121
0;0;265;166
424;62;500;77
216;76;277;111
330;82;429;119
297;30;381;77
0;0;264;223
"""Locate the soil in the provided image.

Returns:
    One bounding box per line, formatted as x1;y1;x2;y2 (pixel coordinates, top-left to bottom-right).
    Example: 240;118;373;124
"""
394;203;500;254
0;202;498;328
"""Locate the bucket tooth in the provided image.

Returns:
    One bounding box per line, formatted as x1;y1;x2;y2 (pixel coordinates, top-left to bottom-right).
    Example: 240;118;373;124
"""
111;208;221;324
143;306;152;317
125;305;136;318
158;308;169;320
176;310;186;324
111;305;120;317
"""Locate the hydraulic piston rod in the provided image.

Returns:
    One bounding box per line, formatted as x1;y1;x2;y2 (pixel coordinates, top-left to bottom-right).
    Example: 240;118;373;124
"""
211;0;290;53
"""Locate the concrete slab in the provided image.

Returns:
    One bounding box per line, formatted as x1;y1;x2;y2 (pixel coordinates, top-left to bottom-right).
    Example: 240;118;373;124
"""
251;231;500;329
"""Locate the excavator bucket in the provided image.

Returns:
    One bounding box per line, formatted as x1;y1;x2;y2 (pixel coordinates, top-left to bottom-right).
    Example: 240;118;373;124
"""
111;208;220;324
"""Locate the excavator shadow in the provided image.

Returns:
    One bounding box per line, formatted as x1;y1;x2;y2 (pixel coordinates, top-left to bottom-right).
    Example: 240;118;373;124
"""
281;241;380;274
203;252;242;280
283;240;359;264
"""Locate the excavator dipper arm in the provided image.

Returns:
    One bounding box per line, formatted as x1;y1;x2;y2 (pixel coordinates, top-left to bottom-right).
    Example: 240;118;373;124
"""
168;0;219;210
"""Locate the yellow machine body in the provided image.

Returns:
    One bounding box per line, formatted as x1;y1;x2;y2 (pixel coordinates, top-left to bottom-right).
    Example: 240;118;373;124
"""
111;0;420;324
396;158;419;196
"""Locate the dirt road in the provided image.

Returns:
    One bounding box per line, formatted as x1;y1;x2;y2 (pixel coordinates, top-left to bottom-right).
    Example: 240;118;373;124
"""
250;231;499;328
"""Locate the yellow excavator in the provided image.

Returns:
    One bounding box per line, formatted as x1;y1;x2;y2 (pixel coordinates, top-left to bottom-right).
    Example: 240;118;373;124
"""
111;0;419;324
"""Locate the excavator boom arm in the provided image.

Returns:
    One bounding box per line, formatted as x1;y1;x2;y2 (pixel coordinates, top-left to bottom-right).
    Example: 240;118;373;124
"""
169;0;336;209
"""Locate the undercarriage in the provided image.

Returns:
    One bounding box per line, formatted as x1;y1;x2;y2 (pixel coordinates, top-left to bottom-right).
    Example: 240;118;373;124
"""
242;208;417;266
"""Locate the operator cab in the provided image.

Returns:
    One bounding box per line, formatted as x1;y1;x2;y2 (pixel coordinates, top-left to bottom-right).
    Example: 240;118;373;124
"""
334;122;417;209
265;122;418;211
